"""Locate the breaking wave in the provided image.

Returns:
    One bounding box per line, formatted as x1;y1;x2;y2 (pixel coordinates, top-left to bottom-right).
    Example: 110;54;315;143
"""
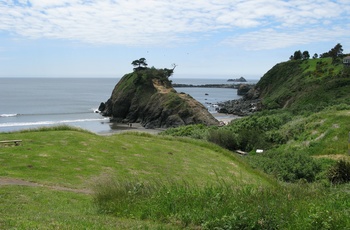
0;118;109;128
0;114;18;117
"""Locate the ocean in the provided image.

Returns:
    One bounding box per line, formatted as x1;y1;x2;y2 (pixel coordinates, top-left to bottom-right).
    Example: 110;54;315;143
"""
0;77;255;134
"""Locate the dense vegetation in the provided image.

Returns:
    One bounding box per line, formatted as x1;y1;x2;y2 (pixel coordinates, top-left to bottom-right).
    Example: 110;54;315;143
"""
94;178;350;229
257;58;350;111
162;54;350;185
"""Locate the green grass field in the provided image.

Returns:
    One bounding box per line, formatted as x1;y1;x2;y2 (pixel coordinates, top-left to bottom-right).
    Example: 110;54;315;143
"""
0;127;270;187
0;127;273;229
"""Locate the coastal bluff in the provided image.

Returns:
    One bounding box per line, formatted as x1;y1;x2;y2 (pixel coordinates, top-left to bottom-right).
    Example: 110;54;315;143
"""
99;67;219;129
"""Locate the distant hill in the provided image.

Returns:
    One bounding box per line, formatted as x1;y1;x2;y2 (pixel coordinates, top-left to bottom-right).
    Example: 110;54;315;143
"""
255;57;350;112
99;67;219;128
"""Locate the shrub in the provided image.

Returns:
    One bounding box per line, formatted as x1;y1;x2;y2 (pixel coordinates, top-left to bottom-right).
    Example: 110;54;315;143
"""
248;151;322;182
236;128;269;152
207;129;238;151
160;124;207;139
327;160;350;184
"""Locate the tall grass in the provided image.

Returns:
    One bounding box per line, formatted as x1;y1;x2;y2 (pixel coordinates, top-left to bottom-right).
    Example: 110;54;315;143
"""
14;124;95;134
93;176;350;229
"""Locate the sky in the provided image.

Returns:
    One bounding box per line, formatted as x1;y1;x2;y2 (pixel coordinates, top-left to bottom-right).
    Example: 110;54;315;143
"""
0;0;350;79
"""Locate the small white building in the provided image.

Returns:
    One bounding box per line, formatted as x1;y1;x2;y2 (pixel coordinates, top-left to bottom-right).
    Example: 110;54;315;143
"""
343;56;350;66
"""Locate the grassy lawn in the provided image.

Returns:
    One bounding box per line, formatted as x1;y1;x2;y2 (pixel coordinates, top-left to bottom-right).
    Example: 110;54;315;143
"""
0;128;271;188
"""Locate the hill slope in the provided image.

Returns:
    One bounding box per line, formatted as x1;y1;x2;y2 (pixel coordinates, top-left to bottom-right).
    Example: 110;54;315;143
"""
99;68;219;128
255;57;350;112
0;128;272;188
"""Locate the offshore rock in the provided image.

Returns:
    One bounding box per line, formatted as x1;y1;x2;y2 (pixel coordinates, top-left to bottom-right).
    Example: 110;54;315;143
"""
227;77;247;82
99;68;219;128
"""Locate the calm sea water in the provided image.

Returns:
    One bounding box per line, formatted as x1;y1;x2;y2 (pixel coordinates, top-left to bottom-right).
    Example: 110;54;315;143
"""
0;77;252;134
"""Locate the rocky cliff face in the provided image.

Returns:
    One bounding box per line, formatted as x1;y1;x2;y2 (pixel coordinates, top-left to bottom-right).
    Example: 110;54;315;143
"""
99;68;219;128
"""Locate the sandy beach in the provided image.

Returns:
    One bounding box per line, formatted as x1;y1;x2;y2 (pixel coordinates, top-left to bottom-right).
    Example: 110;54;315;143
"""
213;113;241;125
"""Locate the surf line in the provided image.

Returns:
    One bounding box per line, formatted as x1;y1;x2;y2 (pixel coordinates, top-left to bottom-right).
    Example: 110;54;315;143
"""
0;114;18;117
1;109;101;118
0;118;109;128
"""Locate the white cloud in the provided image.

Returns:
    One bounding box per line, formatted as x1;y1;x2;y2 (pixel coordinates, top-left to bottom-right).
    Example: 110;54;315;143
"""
0;0;349;48
223;26;350;50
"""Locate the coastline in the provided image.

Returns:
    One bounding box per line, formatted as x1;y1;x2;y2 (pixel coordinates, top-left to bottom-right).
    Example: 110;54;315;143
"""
0;78;246;134
98;113;240;135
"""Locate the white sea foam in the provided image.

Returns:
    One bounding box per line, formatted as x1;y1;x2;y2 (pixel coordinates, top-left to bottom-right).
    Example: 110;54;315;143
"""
0;118;109;128
0;114;18;117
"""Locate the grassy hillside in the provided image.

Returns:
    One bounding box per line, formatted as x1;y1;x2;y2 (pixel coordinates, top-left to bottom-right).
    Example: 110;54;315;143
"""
257;57;350;112
0;126;273;229
162;56;350;184
1;127;350;229
0;127;268;187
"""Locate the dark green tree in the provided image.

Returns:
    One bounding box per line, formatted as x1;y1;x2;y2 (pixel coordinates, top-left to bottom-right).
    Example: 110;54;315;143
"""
312;53;318;59
329;43;343;64
293;50;302;60
332;43;343;57
131;58;148;71
320;43;343;61
302;51;310;60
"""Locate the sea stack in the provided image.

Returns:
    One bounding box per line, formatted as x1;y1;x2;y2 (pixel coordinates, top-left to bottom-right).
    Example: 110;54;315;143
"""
99;60;219;129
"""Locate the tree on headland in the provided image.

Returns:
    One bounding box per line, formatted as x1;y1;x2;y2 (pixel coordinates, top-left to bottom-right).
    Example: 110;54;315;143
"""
163;63;177;78
293;50;302;60
302;51;310;60
132;58;148;71
320;43;343;63
289;50;310;60
289;43;345;63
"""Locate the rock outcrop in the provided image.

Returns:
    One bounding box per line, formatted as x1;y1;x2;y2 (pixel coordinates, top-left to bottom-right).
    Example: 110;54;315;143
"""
237;84;254;96
217;87;261;116
99;68;219;128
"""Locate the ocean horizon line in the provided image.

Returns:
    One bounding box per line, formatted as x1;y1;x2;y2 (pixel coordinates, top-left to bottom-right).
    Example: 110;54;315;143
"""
0;74;261;80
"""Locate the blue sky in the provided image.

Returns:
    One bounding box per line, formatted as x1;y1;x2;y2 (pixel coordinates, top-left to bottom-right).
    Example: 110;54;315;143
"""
0;0;349;79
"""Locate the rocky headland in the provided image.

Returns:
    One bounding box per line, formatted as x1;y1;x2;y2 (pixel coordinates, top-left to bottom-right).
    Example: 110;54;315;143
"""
99;62;219;129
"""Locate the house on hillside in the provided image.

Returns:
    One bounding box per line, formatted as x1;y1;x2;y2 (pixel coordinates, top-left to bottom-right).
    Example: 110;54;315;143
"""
343;56;350;66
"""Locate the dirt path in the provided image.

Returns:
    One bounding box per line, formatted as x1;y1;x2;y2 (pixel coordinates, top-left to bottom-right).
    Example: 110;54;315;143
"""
0;178;92;194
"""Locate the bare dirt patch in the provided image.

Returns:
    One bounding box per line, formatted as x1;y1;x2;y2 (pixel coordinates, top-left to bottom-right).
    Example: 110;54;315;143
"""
152;79;172;94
